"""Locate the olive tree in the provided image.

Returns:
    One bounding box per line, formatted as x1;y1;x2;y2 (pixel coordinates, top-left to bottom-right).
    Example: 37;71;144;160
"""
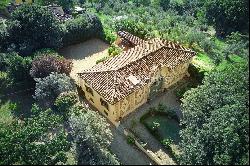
69;107;120;165
34;72;75;107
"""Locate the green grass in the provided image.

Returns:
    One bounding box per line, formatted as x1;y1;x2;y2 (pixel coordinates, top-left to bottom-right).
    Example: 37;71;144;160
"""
144;115;181;144
216;55;246;71
192;52;215;72
0;101;14;125
213;37;226;50
228;54;245;63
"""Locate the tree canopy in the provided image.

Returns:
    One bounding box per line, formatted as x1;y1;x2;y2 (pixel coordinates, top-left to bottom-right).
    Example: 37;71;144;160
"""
179;62;249;165
205;0;249;37
69;106;120;165
34;72;75;107
4;4;63;56
0;104;70;165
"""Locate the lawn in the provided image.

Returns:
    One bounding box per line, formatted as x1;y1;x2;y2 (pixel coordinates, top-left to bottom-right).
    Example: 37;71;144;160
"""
0;100;14;125
191;52;215;72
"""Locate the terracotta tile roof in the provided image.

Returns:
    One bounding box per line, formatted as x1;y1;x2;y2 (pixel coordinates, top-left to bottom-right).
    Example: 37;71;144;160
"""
78;31;196;104
117;31;145;46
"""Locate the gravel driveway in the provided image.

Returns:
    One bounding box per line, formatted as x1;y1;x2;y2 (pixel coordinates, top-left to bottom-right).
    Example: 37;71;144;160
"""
59;38;109;81
110;127;154;165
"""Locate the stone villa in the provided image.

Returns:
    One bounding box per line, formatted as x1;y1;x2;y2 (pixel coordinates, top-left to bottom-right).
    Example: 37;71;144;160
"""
77;31;196;125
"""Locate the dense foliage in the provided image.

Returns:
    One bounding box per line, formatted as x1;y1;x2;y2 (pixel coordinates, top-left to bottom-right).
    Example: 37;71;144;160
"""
34;72;75;107
2;4;63;56
0;71;11;92
4;52;33;83
30;54;72;78
0;104;70;165
35;0;74;12
205;0;249;37
69;107;120;165
63;13;104;46
108;43;122;57
55;91;78;118
0;0;10;10
179;62;249;165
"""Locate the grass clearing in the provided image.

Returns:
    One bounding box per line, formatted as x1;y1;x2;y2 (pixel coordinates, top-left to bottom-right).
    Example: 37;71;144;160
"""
0;100;14;125
217;55;246;71
191;52;215;72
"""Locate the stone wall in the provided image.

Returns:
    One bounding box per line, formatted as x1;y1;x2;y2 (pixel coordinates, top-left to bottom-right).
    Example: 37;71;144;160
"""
77;77;119;125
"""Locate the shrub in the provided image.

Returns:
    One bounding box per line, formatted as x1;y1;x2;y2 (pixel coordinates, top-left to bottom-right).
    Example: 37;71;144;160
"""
0;71;12;93
161;138;179;161
5;53;33;83
55;91;78;118
161;138;173;150
96;56;109;64
34;72;75;107
63;13;104;46
6;4;63;56
127;135;135;145
108;44;122;57
102;28;117;44
30;54;73;78
200;38;215;53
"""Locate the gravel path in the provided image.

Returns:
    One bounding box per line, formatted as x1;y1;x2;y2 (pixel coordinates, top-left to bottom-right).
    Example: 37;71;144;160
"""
110;127;154;165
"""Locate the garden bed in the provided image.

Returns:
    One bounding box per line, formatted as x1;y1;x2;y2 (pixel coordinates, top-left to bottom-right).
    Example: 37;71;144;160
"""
140;104;181;161
143;115;180;144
